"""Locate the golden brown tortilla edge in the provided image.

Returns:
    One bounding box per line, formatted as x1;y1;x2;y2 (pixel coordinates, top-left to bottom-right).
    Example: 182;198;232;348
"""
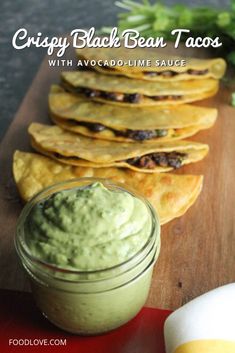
160;175;204;224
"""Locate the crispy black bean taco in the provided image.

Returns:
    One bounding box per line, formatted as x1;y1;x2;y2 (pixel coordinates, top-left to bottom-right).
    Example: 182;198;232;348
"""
13;150;204;225
61;70;219;106
28;123;209;173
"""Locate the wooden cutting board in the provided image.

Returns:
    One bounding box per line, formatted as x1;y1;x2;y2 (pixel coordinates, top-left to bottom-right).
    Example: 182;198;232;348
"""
0;46;234;310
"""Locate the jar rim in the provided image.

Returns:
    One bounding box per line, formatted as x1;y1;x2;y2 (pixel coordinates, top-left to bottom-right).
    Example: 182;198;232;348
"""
15;177;160;278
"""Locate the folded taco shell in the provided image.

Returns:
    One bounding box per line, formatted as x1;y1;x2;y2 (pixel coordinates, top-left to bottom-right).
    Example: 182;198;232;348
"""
13;150;204;225
61;71;219;106
28;123;209;173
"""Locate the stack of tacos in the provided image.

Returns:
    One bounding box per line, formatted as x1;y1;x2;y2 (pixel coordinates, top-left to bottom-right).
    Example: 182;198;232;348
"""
13;47;226;224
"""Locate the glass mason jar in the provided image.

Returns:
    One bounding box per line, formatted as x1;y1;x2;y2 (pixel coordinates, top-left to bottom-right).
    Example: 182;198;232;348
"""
15;178;161;335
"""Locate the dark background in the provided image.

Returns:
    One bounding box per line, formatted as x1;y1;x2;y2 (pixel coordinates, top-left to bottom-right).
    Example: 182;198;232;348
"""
0;0;229;140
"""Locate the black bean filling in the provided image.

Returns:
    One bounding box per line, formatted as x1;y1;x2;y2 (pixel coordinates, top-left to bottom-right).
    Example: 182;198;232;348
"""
79;87;182;103
53;152;80;161
52;151;187;169
116;129;168;140
78;88;143;103
62;81;183;103
71;121;169;141
151;95;182;101
126;152;187;169
144;71;178;78
78;121;106;132
143;68;209;77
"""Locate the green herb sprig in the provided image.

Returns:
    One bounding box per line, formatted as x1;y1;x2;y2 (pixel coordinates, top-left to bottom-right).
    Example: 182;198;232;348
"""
115;0;235;66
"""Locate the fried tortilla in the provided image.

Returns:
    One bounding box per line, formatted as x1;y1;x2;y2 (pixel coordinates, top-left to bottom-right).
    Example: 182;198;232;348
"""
13;150;204;224
61;71;219;106
28;123;209;173
77;47;226;81
49;85;217;142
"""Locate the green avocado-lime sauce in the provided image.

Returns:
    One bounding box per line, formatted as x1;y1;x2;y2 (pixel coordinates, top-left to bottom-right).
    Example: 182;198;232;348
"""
26;182;152;271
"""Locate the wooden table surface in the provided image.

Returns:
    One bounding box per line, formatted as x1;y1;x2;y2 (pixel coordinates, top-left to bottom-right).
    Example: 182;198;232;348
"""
0;47;235;310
